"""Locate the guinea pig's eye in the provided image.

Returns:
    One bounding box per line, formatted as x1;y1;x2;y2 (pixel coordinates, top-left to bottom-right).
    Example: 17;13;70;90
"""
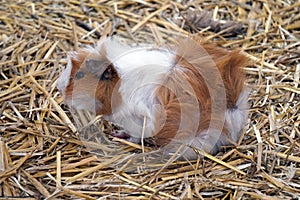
74;71;85;80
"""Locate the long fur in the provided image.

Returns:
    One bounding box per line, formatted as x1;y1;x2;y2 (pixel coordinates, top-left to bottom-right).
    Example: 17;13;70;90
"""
57;37;251;159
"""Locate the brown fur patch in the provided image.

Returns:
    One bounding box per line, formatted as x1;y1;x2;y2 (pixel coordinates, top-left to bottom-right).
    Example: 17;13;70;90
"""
65;50;90;100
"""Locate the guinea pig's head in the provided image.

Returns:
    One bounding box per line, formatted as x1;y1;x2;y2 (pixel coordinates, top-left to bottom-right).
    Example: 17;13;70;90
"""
57;46;121;115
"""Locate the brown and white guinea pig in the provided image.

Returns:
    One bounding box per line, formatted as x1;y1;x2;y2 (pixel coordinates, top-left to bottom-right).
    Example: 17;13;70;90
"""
57;37;251;160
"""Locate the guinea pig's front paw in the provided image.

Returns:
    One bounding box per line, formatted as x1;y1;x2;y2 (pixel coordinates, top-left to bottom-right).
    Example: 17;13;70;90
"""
111;130;130;139
111;130;141;144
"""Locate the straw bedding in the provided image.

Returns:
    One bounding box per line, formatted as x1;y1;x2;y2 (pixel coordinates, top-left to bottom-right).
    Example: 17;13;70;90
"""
0;0;299;199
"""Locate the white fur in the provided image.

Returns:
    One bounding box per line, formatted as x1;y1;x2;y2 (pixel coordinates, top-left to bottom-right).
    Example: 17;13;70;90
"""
103;39;176;138
225;88;250;142
68;93;102;113
163;128;227;159
57;55;73;94
104;39;174;76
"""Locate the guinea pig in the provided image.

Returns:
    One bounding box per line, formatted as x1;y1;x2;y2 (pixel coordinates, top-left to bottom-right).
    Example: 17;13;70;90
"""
57;37;251;160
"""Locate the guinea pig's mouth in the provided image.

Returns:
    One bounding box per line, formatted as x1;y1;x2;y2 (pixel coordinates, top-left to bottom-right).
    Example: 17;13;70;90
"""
65;94;103;114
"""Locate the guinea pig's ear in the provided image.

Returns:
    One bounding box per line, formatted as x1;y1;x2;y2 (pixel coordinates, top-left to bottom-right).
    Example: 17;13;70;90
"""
99;64;119;80
83;54;119;81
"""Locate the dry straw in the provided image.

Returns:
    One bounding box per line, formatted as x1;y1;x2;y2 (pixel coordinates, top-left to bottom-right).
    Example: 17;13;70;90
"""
0;0;299;199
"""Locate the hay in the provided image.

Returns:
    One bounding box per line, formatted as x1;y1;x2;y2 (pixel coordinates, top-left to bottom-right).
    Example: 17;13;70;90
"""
0;0;299;199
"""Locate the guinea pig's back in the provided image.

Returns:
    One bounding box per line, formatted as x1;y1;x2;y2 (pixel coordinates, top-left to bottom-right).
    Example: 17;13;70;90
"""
153;40;251;158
